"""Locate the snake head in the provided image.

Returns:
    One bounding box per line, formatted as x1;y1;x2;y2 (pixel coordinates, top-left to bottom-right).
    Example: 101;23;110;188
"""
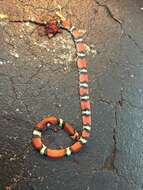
45;20;62;38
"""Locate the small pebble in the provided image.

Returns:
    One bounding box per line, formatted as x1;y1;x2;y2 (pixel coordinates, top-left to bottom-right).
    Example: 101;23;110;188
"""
14;53;19;58
16;108;20;112
0;14;8;19
39;64;42;68
47;123;51;127
5;186;12;190
91;49;97;55
0;60;5;65
23;155;26;159
63;67;67;71
10;157;16;161
25;22;30;26
10;51;19;58
130;74;134;78
30;17;35;22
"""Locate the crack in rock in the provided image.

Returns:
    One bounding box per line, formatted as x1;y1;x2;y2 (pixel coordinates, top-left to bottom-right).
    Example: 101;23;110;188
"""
101;103;131;187
102;104;118;173
127;34;143;54
94;0;123;32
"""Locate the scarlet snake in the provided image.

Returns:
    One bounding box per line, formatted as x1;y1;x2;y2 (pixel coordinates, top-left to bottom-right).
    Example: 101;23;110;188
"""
32;18;92;158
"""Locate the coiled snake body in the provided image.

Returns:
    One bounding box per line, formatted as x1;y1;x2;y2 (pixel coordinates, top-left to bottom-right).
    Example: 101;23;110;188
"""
32;19;92;158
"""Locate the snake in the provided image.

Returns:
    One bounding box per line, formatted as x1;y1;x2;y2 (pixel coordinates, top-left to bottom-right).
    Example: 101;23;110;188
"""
32;18;92;158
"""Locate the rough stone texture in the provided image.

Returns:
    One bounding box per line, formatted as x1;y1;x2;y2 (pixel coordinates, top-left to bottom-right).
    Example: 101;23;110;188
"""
0;0;143;190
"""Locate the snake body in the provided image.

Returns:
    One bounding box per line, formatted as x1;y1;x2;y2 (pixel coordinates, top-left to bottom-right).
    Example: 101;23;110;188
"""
32;19;92;158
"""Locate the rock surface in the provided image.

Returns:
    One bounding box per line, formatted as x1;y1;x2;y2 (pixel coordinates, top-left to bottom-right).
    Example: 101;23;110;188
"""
0;0;143;189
